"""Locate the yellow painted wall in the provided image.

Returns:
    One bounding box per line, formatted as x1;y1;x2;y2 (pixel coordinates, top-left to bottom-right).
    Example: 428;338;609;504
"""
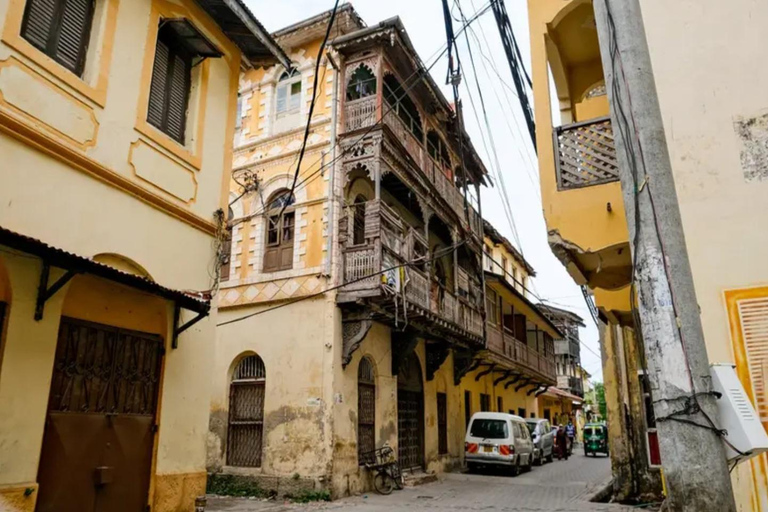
461;367;540;420
0;0;245;509
527;0;629;262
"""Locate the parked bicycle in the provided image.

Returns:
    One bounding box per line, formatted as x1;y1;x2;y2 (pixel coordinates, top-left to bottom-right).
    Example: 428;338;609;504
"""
360;445;404;495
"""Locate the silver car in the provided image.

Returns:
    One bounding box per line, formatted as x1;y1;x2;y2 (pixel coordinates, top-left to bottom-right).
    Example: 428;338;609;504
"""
526;418;554;465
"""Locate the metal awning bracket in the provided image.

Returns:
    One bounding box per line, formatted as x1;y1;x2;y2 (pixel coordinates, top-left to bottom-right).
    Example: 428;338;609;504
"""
35;263;78;321
172;303;209;349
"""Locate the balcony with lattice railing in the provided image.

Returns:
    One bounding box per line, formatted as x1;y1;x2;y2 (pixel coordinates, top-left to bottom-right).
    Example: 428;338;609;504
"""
553;117;619;190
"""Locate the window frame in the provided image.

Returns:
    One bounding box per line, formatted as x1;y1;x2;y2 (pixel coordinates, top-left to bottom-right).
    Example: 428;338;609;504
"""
275;70;302;117
20;0;96;77
263;190;296;273
146;23;194;144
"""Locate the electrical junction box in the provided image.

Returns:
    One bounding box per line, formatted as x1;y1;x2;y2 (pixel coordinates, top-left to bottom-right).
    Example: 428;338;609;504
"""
710;363;768;463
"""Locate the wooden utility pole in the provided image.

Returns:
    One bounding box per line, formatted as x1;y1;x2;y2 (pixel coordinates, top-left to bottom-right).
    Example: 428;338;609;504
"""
592;1;737;510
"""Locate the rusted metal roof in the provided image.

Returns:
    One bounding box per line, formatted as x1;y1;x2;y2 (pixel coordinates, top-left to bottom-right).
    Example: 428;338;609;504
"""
0;226;210;314
194;0;290;69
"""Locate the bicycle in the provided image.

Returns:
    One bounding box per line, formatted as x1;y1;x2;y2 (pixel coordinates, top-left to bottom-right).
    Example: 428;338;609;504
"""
359;445;404;495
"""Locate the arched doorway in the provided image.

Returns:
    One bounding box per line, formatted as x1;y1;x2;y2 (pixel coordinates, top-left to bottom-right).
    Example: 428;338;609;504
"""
227;354;266;468
397;352;424;470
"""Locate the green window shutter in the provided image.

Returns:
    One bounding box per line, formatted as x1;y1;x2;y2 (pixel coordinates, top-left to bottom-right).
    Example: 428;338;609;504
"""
54;0;94;74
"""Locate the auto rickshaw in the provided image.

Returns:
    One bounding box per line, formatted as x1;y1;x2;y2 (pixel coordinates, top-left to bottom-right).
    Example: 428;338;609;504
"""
583;423;609;457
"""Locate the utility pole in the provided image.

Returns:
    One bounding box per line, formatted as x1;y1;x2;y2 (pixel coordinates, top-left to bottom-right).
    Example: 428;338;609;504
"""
592;1;736;511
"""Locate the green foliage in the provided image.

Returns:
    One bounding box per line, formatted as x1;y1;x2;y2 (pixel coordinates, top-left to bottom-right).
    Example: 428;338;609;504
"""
594;382;607;419
206;474;269;498
286;490;331;503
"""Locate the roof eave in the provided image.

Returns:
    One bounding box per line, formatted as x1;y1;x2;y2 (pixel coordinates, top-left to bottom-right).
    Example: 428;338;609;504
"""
217;0;291;69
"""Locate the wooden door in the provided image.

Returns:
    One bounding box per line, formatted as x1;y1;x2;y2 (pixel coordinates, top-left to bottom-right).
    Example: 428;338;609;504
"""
36;318;163;512
397;354;424;470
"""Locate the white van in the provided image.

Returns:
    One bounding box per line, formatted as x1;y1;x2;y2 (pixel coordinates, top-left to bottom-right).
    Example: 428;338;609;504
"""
464;412;534;475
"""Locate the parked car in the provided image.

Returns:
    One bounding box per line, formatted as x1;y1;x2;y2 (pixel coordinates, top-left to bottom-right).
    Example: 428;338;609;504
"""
583;423;609;457
526;418;554;465
465;412;534;475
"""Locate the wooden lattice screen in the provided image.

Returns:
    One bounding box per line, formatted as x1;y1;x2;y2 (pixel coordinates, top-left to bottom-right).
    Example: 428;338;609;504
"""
553;117;620;190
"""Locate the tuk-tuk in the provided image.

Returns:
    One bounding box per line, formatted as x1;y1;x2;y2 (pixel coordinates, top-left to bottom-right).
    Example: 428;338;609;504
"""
583;423;609;457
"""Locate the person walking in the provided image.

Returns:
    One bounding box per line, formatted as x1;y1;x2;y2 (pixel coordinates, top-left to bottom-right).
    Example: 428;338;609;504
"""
556;424;569;460
566;419;576;455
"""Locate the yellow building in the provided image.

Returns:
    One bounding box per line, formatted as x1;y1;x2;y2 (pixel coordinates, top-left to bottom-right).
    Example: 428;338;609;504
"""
0;1;286;511
210;6;564;498
529;0;768;508
527;0;660;502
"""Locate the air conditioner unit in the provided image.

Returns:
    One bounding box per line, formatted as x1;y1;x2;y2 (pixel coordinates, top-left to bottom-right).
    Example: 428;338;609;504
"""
711;363;768;464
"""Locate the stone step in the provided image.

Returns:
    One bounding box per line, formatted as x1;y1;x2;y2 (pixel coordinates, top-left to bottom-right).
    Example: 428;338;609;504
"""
402;470;438;487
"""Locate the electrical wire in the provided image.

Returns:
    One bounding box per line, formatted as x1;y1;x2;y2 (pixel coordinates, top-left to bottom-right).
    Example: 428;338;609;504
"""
218;240;467;327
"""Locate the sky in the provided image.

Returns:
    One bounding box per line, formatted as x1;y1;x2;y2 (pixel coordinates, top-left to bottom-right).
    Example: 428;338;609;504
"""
245;0;604;382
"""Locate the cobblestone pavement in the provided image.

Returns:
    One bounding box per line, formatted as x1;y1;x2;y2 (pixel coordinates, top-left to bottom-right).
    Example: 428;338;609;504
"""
208;450;635;512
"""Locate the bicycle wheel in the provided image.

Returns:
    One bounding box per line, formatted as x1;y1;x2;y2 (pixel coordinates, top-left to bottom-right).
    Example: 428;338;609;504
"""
392;467;404;490
374;471;395;495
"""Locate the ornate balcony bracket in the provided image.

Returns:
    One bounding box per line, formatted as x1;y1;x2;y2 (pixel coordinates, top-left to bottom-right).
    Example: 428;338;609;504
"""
392;330;419;376
426;342;449;381
494;370;515;386
474;363;496;382
504;374;523;389
342;313;374;368
454;350;480;385
515;378;532;392
527;384;544;396
534;386;550;397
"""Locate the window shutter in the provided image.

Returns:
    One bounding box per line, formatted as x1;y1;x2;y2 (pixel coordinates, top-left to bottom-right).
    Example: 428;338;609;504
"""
738;297;768;420
21;0;57;51
54;0;94;74
289;82;301;110
276;85;287;113
166;53;190;143
147;39;169;130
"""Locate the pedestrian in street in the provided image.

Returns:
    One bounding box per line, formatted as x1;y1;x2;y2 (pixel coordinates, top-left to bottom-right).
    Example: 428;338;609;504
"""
556;424;569;460
566;419;576;455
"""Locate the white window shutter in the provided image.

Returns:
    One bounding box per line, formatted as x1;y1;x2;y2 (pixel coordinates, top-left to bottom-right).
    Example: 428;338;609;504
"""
738;296;768;421
276;85;287;113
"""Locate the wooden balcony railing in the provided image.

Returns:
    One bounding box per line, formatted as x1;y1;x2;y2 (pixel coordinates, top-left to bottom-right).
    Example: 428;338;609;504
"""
345;96;377;132
553;117;619;190
557;375;584;396
486;324;557;382
341;199;482;338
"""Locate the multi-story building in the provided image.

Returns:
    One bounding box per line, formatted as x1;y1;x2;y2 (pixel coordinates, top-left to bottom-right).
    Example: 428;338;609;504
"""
538;304;586;398
528;0;768;507
210;6;562;498
0;1;286;511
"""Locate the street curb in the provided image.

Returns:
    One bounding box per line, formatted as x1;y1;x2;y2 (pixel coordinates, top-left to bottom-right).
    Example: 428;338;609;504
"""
587;478;614;503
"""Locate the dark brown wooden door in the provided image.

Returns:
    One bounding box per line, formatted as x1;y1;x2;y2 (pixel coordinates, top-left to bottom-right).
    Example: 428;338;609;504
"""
397;354;424;470
36;318;163;512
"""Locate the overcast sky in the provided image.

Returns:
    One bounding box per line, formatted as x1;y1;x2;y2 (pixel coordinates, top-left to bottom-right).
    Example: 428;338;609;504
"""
245;0;604;382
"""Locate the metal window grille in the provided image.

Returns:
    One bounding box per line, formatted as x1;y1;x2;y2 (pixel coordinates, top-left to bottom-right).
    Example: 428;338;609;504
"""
437;392;448;455
227;355;266;467
358;357;375;463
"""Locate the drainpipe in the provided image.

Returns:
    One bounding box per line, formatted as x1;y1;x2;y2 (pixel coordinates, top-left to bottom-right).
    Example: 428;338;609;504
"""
325;53;340;280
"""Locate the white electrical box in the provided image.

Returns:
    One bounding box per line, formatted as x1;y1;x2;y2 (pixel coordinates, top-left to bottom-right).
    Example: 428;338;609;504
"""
710;363;768;463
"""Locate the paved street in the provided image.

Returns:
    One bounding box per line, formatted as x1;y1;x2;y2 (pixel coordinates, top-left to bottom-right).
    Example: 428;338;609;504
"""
208;451;634;512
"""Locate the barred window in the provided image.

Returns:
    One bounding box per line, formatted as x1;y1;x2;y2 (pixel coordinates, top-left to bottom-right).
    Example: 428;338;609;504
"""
227;355;266;468
358;357;376;463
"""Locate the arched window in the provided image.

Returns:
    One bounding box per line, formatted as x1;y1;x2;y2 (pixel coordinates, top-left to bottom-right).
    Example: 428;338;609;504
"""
276;69;301;115
263;189;295;272
383;74;423;141
352;195;367;245
346;64;376;101
358;357;376;462
427;130;451;170
227;355;266;468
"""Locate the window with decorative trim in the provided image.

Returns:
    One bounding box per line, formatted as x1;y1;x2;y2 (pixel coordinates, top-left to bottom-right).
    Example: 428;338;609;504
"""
263;190;295;273
358;357;376;462
21;0;96;76
276;69;301;115
346;64;376;101
227;355;266;468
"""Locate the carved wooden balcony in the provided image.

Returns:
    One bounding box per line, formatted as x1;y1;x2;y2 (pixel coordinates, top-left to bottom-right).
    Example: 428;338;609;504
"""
486;324;557;384
338;199;483;344
557;375;584;397
553;116;619;190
